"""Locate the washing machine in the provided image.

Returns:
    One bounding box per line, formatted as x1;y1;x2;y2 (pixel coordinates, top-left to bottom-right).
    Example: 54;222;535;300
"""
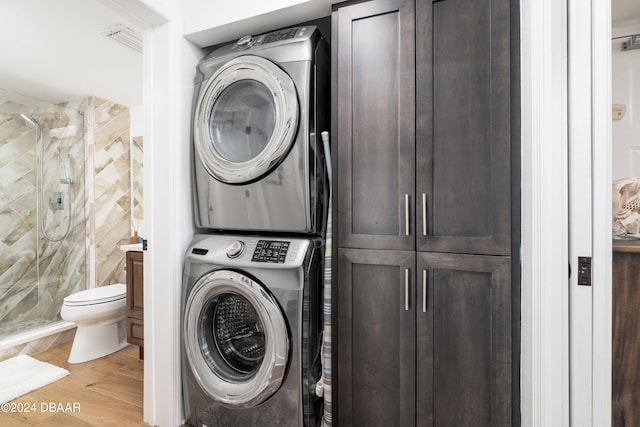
181;233;324;427
192;26;330;234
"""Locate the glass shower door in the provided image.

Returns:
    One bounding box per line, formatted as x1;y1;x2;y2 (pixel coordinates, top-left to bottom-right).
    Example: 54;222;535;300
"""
0;97;85;339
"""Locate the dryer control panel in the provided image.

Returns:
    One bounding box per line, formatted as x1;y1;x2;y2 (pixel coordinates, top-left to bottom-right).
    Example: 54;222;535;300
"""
233;27;312;51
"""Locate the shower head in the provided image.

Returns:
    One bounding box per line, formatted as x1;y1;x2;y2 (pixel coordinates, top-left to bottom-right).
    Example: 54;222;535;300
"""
14;112;62;130
17;114;39;130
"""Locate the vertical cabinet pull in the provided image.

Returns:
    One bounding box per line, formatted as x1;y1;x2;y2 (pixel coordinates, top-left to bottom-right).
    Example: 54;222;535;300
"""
422;193;428;236
422;270;427;313
404;269;410;311
405;194;410;236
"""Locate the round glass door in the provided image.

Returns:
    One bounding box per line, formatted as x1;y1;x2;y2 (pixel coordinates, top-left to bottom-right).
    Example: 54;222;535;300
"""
183;269;289;407
194;55;299;184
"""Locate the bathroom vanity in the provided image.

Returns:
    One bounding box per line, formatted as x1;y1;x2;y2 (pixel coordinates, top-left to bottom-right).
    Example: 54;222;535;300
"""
123;247;144;359
613;239;640;425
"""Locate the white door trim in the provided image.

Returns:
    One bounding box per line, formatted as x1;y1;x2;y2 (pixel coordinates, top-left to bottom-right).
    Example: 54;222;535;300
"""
520;0;571;425
568;0;594;424
590;0;612;425
568;0;612;425
521;0;612;425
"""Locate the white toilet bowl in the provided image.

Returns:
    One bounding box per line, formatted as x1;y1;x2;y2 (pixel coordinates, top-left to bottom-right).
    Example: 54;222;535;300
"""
61;283;127;364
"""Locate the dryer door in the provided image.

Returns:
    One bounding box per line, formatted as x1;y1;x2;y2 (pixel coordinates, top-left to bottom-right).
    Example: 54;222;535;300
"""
183;269;290;408
194;55;299;184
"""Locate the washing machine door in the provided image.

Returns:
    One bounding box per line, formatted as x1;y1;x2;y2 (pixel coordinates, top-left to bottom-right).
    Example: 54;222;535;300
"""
183;269;290;408
194;55;299;184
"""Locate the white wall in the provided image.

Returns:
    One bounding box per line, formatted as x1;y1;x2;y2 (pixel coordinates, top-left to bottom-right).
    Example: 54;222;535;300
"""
142;20;202;427
181;0;331;47
130;105;144;137
612;24;640;179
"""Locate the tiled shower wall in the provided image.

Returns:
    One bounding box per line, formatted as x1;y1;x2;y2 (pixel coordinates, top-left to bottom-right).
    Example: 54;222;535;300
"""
0;95;132;359
0;99;86;339
86;96;131;287
132;136;144;220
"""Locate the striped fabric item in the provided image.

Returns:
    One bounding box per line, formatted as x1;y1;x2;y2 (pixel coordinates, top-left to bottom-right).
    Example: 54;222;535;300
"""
323;200;332;427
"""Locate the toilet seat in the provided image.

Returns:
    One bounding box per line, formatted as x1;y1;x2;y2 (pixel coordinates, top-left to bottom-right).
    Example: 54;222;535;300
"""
64;284;126;307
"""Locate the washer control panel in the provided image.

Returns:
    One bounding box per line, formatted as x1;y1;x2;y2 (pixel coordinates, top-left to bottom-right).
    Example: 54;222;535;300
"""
226;240;244;258
251;240;290;263
187;234;312;269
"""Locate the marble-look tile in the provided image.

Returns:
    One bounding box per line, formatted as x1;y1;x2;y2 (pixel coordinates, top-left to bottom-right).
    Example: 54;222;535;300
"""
0;100;87;342
3;209;36;247
0;95;132;354
1;179;36;213
88;97;131;287
132;136;143;220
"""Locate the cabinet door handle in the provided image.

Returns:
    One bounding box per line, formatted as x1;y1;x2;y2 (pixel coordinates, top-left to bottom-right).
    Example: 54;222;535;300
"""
405;194;410;236
422;270;427;313
422;193;428;236
404;269;410;311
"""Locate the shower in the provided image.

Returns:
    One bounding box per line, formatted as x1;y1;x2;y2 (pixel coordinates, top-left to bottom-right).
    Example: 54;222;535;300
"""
0;102;86;350
18;113;38;130
17;113;73;242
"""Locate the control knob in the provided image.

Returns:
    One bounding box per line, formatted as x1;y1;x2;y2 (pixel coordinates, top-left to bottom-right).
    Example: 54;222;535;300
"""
226;240;244;258
237;35;253;49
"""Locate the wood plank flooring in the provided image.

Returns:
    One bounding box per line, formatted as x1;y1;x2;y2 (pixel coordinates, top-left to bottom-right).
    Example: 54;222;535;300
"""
0;343;148;427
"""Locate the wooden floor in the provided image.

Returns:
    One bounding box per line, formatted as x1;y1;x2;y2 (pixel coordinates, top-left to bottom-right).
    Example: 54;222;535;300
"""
0;343;148;427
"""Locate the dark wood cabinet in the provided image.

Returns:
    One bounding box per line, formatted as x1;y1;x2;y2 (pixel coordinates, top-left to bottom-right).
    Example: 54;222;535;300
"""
332;0;518;425
335;0;512;257
336;249;512;426
125;250;144;359
335;0;415;251
416;252;511;426
415;0;512;255
337;248;416;426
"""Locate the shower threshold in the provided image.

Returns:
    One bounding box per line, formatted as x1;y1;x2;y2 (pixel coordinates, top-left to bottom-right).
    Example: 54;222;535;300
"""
0;320;75;352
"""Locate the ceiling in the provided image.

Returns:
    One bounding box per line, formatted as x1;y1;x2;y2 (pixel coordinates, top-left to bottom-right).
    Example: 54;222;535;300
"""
0;0;639;110
0;0;142;108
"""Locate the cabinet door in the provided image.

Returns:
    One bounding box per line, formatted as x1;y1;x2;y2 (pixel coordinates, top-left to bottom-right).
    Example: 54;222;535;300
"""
126;251;144;347
336;248;415;427
126;251;144;319
416;252;511;426
416;0;512;255
335;0;416;251
612;250;640;425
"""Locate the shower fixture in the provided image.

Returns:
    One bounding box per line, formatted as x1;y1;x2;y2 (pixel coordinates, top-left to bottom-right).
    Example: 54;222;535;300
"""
59;153;73;185
14;111;73;242
18;113;39;130
50;192;65;211
14;112;61;128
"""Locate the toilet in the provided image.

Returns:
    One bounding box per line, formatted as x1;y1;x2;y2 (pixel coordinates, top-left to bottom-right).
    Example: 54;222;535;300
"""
61;283;128;364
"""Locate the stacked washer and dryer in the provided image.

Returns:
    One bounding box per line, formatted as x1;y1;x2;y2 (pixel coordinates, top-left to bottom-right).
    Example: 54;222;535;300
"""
182;26;330;427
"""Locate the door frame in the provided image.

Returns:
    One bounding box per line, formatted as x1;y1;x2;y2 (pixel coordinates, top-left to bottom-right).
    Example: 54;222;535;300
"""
589;0;612;425
520;0;612;425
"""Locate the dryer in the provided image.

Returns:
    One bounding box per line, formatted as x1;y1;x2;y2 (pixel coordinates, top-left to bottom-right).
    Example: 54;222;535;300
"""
181;233;324;427
192;26;330;234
